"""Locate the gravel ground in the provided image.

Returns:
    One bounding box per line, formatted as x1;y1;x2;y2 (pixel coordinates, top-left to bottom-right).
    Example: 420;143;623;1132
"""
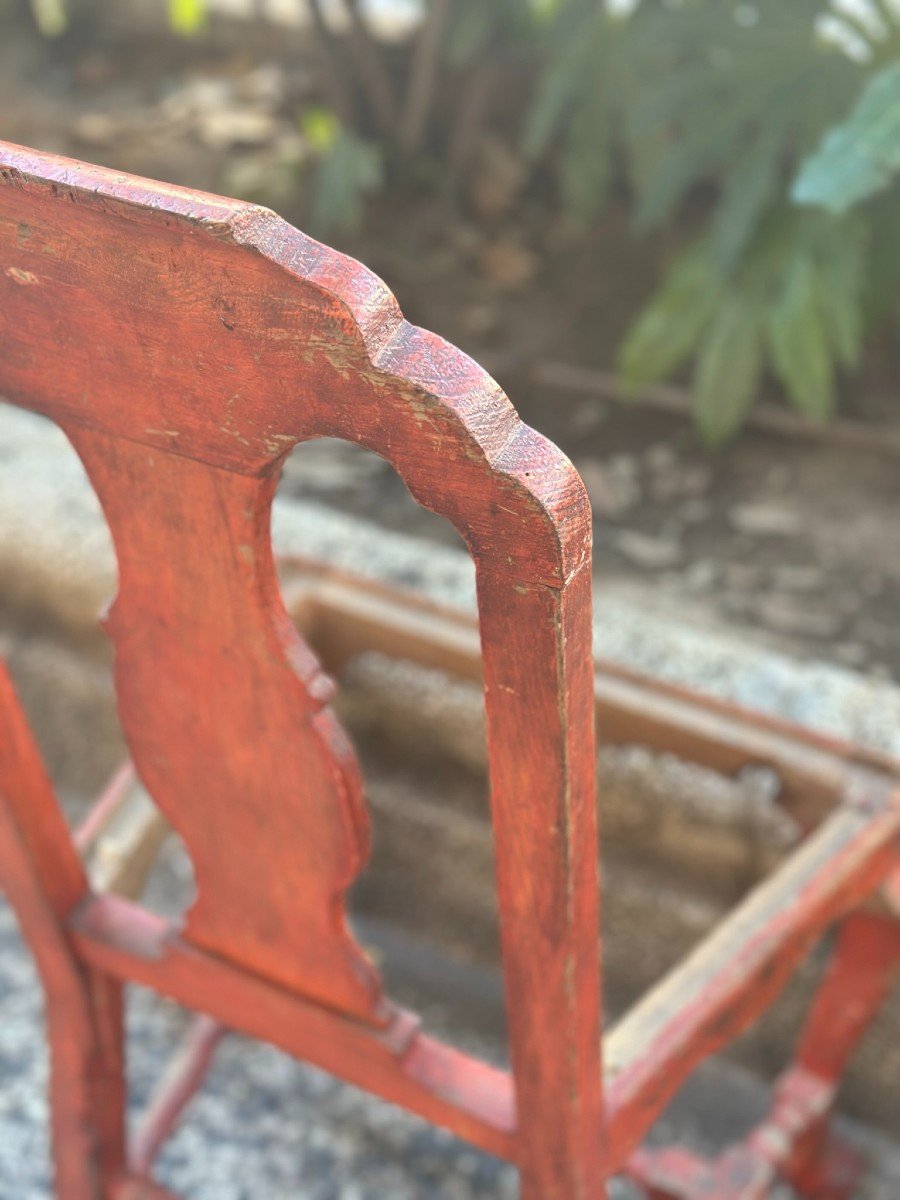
2;406;900;1196
3;891;899;1200
0;895;522;1200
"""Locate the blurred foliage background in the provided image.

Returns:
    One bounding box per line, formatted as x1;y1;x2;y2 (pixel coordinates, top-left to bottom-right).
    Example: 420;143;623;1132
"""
9;0;900;442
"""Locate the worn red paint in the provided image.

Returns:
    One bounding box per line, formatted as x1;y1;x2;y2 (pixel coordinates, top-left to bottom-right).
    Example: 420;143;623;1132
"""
0;142;897;1200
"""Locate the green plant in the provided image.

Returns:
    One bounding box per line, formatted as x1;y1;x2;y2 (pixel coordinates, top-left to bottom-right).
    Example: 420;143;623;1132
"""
619;210;865;440
18;0;900;438
794;58;900;213
24;0;207;37
607;0;900;440
524;1;639;222
287;0;900;435
290;0;554;231
301;107;383;234
168;0;206;37
29;0;67;36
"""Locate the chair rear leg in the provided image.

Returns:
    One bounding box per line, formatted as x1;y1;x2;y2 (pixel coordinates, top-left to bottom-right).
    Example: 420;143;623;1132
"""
45;967;127;1200
0;664;127;1199
628;909;900;1200
756;911;900;1200
2;841;129;1200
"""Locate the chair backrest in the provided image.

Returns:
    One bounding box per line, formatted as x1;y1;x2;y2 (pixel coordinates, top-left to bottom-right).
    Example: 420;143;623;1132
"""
0;142;602;1197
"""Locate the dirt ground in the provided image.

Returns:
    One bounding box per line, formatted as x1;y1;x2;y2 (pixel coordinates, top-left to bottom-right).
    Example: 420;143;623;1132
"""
3;16;900;684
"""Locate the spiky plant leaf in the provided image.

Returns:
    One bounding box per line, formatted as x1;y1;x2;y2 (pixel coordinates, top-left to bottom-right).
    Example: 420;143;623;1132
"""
523;9;605;158
308;128;383;234
793;62;900;213
617;243;721;392
628;0;859;233
858;189;900;322
767;253;835;420
711;121;785;271
814;222;866;368
692;293;763;445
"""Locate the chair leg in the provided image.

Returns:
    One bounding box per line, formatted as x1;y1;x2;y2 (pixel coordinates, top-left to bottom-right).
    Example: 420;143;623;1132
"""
628;910;900;1200
757;912;900;1200
46;967;127;1200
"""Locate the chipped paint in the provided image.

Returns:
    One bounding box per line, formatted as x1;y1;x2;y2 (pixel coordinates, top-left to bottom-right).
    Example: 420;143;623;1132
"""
6;266;38;285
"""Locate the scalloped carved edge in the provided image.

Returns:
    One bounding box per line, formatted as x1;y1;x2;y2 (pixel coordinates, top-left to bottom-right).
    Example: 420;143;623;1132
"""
0;141;591;588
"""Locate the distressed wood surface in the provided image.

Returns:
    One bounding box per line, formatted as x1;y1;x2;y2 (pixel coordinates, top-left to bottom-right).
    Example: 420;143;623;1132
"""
278;557;900;826
3;140;898;1200
0;665;126;1198
70;890;517;1161
606;787;900;1168
0;141;601;1199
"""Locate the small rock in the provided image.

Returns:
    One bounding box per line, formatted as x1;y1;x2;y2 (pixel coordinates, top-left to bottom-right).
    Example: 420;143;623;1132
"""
578;457;640;517
281;439;384;495
73;113;119;145
74;52;116;89
222;147;303;206
607;455;642;506
679;465;713;497
860;571;886;598
739;765;801;851
615;530;682;570
724;562;764;589
644;443;678;474
608;452;639;482
765;464;792;491
659;571;684;589
681;498;712;524
469;135;527;220
855;616;893;646
576;459;611;510
197;107;278;150
730;503;802;537
648;472;682;502
478;237;539;290
643;446;711;502
235;63;285;106
721;591;754;619
160;76;233;123
569;400;607;434
446;223;484;257
681;559;719;592
771;564;824;593
836;591;864;618
834;642;869;668
757;595;843;639
460;303;500;338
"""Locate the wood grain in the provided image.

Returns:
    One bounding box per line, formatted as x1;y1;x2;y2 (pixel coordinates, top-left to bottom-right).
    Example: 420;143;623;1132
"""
0;664;125;1199
0;141;600;1198
3;139;896;1200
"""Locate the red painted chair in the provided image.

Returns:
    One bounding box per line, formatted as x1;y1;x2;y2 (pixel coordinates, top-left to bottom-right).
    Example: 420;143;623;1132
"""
0;142;898;1200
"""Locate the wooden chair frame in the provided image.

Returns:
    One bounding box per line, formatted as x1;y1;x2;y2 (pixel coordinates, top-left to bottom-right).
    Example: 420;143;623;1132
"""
0;142;898;1200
